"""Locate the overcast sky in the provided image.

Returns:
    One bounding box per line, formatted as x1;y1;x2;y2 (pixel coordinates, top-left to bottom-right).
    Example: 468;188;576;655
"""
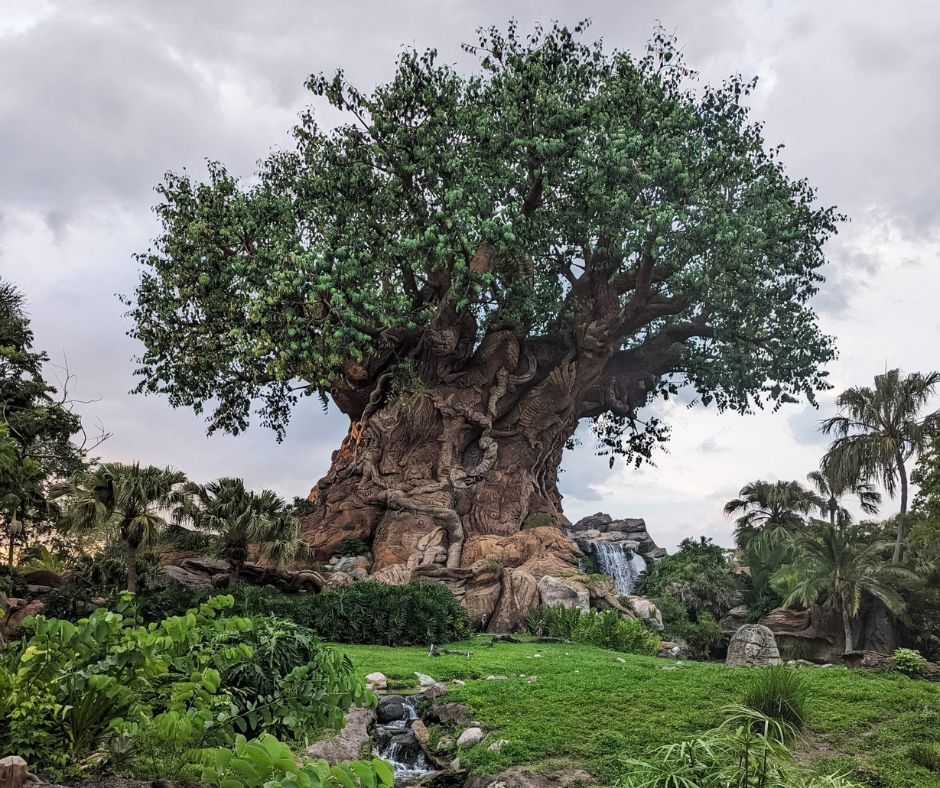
1;1;938;551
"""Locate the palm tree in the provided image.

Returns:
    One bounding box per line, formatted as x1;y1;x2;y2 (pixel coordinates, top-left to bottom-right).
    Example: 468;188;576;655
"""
724;480;825;549
806;464;881;526
172;478;300;580
52;462;185;592
822;369;940;563
774;522;917;652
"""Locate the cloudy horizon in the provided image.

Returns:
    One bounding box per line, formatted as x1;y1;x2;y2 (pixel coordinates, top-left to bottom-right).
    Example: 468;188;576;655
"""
2;0;938;551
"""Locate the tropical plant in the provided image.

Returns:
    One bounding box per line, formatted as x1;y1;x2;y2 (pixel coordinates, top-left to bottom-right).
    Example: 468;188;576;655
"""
806;464;881;526
773;523;918;652
741;666;808;735
724;480;824;549
526;604;659;655
172;478;301;580
52;462;185;592
822;369;940;562
127;21;840;566
619;705;861;787
891;647;927;677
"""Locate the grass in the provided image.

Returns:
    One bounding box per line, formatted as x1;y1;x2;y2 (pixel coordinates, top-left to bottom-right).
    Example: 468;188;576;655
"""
333;635;940;787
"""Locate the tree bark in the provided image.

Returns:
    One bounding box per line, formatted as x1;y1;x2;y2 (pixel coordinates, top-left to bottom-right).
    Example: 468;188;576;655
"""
841;607;854;653
300;327;659;567
891;452;909;564
127;543;138;593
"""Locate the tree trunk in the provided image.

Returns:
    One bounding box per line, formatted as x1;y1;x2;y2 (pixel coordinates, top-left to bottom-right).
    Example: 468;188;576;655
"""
300;328;654;571
6;525;13;568
841;607;854;653
891;452;909;564
127;544;138;593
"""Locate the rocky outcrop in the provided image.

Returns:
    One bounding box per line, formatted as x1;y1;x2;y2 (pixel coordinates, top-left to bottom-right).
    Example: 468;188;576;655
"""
761;605;844;663
726;624;782;667
306;706;375;763
568;513;665;560
537;575;589;610
162;557;327;594
1;598;43;641
626;596;663;630
460;527;581;577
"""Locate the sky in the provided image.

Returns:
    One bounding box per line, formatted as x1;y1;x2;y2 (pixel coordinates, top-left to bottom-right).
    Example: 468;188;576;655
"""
1;1;938;551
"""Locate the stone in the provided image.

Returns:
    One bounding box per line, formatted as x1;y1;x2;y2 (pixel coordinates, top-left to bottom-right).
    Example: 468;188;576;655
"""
422;682;448;699
370;564;413;586
412;719;430;747
658;639;689;659
456;727;485;749
626;596;663;630
761;605;844;663
415;672;438;687
726;624;782;667
376;695;408;724
328;555;372;573
306;707;375;763
427;702;471;726
464;768;594;788
1;599;43;641
537;575;589;610
488;739;509;752
487;569;538;632
365;672;387;692
460;527;581;576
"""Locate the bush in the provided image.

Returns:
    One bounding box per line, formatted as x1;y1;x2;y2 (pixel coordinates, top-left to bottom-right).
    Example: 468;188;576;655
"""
0;565;26;597
526;605;659;655
892;647;927;677
653;595;724;660
232;581;472;646
741;666;808;735
133;583;209;621
910;741;940;772
336;537;370;557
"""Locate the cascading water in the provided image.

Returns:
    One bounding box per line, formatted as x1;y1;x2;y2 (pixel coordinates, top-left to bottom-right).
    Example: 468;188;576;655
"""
594;541;648;595
373;696;434;784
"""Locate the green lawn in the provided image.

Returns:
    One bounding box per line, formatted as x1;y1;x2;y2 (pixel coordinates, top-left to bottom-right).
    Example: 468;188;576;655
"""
333;636;940;787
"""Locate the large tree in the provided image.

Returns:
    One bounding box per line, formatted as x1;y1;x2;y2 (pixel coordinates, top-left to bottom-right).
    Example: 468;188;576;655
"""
128;24;838;564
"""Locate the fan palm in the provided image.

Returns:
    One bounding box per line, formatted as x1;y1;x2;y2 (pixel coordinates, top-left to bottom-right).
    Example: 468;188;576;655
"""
822;369;940;563
773;522;917;652
806;464;881;526
724;480;825;549
172;477;301;580
52;462;185;592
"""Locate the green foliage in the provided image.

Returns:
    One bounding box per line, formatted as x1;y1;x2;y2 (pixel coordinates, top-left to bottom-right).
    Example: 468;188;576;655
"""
336;537;370;557
231;582;472;646
909;742;940;773
724;479;824;549
652;595;723;660
132;583;210;622
741;666;808;735
129;22;838;465
634;537;740;621
620;705;858;788
526;605;659;655
0;594;375;781
0;564;27;597
891;648;927;677
196;733;394;788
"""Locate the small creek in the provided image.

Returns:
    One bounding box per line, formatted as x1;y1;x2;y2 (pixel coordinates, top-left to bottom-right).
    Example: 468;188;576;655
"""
372;696;436;785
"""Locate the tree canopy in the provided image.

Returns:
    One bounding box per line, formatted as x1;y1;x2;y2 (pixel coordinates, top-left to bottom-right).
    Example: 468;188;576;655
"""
129;22;838;460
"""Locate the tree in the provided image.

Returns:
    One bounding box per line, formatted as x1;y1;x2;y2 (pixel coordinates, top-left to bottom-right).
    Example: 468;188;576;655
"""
724;480;824;549
822;369;940;563
172;477;301;579
127;23;839;563
53;462;186;592
806;464;881;526
774;522;916;652
0;278;87;564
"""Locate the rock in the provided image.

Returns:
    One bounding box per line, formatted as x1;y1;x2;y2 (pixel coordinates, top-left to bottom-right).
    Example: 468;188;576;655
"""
726;624;782;667
325;571;355;588
348;567;370;582
372;512;448;570
365;672;387;692
460;527;581;577
464;768;594;788
761;605;844;663
658;639;689;659
375;729;424;763
422;682;448;699
370;564;414;586
626;596;663;630
376;695;408;723
412;718;430;746
328;555;372;573
306;707;375;763
537;575;589;610
413;561;504;628
0;755;38;788
415;672;438;687
487;569;538;632
427;702;470;726
488;739;509;751
1;599;43;640
21;569;63;588
456;727;485;749
162;565;215;591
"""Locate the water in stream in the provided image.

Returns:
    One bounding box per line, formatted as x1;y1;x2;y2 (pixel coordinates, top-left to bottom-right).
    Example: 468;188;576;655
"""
594;541;648;595
373;696;435;784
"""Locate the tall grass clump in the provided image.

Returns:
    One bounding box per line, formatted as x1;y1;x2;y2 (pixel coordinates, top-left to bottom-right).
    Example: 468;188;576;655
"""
910;742;940;772
741;665;808;735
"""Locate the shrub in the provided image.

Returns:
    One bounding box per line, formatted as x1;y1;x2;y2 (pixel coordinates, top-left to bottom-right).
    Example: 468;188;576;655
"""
336;537;370;557
892;647;927;677
232;581;472;646
526;605;659;655
133;583;209;621
653;595;724;660
910;741;940;772
741;666;808;735
0;565;26;597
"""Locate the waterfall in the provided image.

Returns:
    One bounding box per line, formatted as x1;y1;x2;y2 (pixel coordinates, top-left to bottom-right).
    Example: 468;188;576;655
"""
594;541;647;595
373;697;433;784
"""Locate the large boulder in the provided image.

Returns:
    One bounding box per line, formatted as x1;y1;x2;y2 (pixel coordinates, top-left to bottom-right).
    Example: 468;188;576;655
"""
487;569;539;632
626;596;663;630
537;575;589;610
1;598;43;641
726;624;782;667
461;527;581;577
761;605;844;662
